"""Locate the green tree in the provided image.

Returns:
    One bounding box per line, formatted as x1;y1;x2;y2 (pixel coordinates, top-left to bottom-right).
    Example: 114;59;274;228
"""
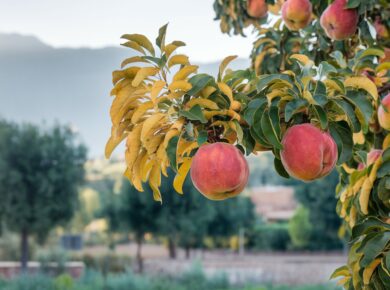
288;206;312;249
0;120;86;271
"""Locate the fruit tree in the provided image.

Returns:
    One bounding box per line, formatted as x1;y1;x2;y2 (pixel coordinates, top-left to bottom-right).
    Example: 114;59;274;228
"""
106;0;390;288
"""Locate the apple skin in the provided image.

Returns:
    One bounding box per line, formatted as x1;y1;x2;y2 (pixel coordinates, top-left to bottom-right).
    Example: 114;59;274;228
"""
190;142;249;201
320;0;359;41
375;18;389;39
282;0;312;31
358;149;383;170
378;93;390;131
380;48;390;64
247;0;268;19
280;124;338;182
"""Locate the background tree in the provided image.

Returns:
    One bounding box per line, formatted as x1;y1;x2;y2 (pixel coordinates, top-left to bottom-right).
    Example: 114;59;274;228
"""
0;121;86;271
288;206;312;249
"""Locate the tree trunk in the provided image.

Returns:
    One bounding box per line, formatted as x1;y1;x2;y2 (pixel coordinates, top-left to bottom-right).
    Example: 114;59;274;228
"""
185;245;190;259
168;237;176;259
136;236;143;273
20;229;28;273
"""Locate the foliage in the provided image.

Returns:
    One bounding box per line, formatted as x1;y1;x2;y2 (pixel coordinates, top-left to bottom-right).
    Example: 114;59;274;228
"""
247;222;290;251
107;0;390;288
288;207;312;249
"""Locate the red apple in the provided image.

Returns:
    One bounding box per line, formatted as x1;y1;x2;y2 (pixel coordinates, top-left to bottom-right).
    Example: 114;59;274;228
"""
282;0;313;31
247;0;268;19
378;93;390;131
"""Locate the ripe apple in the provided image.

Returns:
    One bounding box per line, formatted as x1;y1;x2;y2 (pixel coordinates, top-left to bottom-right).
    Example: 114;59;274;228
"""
282;0;313;31
281;124;338;181
358;149;382;170
320;0;359;41
190;142;249;200
378;93;390;131
247;0;268;19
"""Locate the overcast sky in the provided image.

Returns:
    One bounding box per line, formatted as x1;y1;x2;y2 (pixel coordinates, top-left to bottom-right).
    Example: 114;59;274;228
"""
0;0;257;62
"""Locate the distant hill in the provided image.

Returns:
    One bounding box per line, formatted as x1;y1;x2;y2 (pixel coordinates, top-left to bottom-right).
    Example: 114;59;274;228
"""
0;33;250;156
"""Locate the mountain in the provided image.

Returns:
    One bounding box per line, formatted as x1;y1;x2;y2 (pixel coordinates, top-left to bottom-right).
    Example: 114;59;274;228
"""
0;33;250;156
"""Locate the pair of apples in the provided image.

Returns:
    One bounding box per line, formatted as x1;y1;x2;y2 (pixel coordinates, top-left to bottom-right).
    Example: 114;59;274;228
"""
248;0;359;41
191;94;390;201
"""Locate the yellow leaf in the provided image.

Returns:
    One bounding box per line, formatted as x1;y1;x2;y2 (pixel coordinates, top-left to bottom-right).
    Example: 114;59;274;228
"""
290;54;314;67
218;55;237;81
168;80;192;92
218;82;234;103
200;86;217;98
131;150;145;192
125;125;143;171
383;134;390;149
131;101;154;124
376;62;390;73
140;113;166;143
121;41;146;55
121;34;155;55
168;54;189;68
359;178;373;215
164;41;186;58
144;134;164;155
112;67;141;85
173;65;198;81
132;67;160;87
303;90;315;104
173;158;193;194
185;98;219;110
344;77;378;101
140;154;153;182
324;79;344;93
105;121;130;158
204;110;241;121
363;259;381;285
149;163;162;202
121;56;149;68
150;80;166;104
162;129;180;148
353;131;365;145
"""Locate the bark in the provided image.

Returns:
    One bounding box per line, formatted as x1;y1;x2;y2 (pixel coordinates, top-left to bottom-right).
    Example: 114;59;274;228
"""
136;236;144;273
168;237;177;259
20;229;28;273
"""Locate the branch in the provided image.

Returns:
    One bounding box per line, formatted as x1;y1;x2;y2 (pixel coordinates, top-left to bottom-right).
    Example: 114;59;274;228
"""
379;83;390;95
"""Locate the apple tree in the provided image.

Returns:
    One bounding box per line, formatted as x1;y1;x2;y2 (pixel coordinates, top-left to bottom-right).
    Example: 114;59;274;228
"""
106;0;390;288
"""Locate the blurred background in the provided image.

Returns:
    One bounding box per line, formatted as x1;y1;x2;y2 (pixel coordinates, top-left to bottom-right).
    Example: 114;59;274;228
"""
0;1;344;289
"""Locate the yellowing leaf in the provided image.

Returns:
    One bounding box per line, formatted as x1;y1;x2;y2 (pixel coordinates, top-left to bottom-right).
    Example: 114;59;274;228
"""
131;150;146;192
353;131;365;145
173;65;198;81
218;82;234;103
121;34;155;55
218;55;237;81
290;54;314;67
125;125;143;172
164;41;186;58
173;158;193;194
149;163;162;202
149;80;166;103
131;101;154;124
185;98;219;110
132;67;160;87
383;134;390;149
201;86;217;98
344;77;378;101
121;56;149;68
168;54;189;68
140;113;166;142
121;41;146;55
363;259;381;285
168;80;192;91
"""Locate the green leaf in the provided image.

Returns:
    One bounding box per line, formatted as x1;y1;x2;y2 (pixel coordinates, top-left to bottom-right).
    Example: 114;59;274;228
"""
312;105;328;130
359;232;390;267
284;99;308;122
197;131;208;146
274;157;290;179
318;62;337;79
313;81;328;106
377;161;390;178
156;23;168;49
244;98;267;126
329;121;353;164
330;51;347;68
179;105;207;124
344;90;374;133
252;103;271;147
166;135;179;172
352;217;390;238
257;74;293;92
333;99;361;133
261;109;283;150
187;74;215;96
346;0;361;8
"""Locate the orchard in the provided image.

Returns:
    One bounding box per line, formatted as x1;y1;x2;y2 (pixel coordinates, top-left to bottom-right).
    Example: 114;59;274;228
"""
106;0;390;289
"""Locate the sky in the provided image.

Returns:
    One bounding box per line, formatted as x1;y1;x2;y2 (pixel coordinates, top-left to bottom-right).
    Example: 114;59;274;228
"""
0;0;257;62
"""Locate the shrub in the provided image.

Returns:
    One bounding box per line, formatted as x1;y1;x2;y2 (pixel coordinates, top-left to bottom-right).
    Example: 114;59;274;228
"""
247;223;291;251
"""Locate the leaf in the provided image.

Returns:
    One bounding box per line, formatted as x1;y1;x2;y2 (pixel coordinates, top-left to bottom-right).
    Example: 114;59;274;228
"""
218;55;237;81
131;101;154;124
363;259;382;285
290;54;314;67
173;65;198;81
244;98;267;126
377;161;390;178
187;74;215;96
149;163;162;202
132;67;160;87
168;80;192;92
261;109;283;150
168;54;190;68
313;81;328;106
218;82;234;103
344;90;374;133
284;99;308;122
185;98;219;110
257;74;293;92
121;56;149;68
274;158;290;178
329;121;353;164
344;77;378;101
331;265;351;279
121;41;146;54
360;232;390;267
173;158;193;194
346;0;361;8
121;34;155;55
330;51;347;68
197;131;208;146
150;80;166;103
333;99;361;133
166;136;179;172
156;23;168;49
312;105;328;130
179;105;207;124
